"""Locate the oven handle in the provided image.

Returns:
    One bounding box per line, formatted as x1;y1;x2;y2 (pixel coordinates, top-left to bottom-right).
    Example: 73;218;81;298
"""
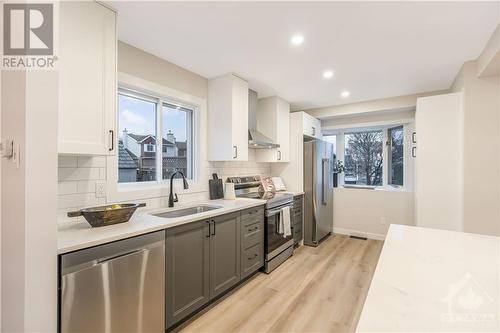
265;203;294;217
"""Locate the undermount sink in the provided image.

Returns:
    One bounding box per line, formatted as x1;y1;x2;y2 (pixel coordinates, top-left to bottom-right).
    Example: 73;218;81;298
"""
152;205;223;219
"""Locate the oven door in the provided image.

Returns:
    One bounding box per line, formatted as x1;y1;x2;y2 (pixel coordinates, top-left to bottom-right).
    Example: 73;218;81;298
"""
265;204;294;260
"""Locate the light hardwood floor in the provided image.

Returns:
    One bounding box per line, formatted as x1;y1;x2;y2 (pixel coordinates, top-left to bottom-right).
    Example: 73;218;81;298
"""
179;234;384;333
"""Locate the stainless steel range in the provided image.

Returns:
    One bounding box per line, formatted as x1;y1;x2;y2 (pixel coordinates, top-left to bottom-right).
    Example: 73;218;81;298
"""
227;176;294;273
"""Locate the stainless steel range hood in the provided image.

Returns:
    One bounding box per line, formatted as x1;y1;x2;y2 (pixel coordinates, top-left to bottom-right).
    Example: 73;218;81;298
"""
248;89;280;149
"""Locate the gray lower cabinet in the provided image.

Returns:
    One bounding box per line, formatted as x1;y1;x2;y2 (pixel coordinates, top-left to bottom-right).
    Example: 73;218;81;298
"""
166;210;255;329
209;212;241;298
166;220;210;328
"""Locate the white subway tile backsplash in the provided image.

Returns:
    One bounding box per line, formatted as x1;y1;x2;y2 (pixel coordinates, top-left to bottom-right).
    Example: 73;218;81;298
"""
58;156;78;168
77;156;106;168
58;182;77;195
59;167;102;182
99;168;107;180
77;181;96;194
57;154;271;220
58;193;99;209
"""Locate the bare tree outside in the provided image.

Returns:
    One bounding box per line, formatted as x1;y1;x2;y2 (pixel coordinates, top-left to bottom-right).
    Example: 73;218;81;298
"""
344;131;383;185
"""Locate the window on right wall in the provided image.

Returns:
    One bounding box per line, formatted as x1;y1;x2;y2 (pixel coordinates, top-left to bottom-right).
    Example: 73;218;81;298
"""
330;123;410;189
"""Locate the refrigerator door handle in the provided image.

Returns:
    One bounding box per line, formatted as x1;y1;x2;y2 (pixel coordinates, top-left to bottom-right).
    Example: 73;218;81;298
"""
321;158;329;205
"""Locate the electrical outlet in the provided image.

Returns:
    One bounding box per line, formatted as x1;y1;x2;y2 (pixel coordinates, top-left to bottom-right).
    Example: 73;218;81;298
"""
95;181;106;198
380;217;387;225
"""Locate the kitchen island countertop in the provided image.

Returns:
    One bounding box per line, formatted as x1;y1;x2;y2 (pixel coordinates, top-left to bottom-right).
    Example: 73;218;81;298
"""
356;224;499;332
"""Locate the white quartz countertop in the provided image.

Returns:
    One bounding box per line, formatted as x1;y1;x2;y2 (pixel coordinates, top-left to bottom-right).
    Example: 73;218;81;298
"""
58;198;266;254
356;224;499;332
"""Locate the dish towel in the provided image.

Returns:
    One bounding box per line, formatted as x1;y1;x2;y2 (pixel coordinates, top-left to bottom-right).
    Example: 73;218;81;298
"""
281;206;292;238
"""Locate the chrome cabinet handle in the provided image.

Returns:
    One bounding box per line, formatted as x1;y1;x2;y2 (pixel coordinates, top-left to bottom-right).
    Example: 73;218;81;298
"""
233;146;238;159
277;150;282;160
211;219;216;236
412;147;417;158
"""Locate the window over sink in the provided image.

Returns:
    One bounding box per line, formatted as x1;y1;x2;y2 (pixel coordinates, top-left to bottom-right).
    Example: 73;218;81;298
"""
118;88;194;183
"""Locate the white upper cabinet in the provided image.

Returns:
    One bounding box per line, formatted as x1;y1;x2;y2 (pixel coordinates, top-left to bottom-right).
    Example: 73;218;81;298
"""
255;97;290;162
208;74;249;161
58;2;116;155
301;112;322;139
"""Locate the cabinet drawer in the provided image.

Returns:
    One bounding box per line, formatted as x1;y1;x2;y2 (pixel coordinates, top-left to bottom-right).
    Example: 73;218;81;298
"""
241;221;263;249
241;243;263;278
241;207;264;225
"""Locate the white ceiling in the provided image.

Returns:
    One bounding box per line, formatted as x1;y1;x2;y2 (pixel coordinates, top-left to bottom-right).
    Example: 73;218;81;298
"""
108;1;499;110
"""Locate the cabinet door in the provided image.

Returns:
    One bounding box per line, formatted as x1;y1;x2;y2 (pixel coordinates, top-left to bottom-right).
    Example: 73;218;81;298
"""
210;213;241;298
302;112;321;139
208;74;248;161
166;220;210;328
231;76;249;161
276;98;290;162
59;2;116;155
255;97;290;162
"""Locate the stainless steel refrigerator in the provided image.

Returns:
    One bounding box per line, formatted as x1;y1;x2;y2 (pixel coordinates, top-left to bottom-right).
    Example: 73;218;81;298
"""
303;140;334;246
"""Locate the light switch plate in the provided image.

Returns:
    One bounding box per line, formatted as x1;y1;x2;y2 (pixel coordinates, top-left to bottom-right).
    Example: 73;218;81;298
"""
1;139;13;158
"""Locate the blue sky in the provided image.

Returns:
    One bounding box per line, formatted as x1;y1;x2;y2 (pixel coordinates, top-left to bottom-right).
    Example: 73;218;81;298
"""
118;94;188;142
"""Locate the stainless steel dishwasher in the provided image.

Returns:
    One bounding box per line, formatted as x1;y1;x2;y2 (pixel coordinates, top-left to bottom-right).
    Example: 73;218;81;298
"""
60;231;165;333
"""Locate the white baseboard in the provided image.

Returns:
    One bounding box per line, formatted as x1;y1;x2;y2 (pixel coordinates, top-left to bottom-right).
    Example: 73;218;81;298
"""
333;227;386;241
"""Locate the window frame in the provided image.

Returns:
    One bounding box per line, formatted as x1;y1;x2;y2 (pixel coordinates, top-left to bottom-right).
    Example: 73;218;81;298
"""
117;87;195;184
324;123;414;192
387;125;404;186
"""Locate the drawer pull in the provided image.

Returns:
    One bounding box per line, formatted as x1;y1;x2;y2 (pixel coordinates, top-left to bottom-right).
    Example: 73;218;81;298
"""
248;226;259;232
248;253;258;260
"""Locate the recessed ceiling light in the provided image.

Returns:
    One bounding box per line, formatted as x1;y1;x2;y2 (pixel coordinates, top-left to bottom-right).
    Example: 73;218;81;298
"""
341;90;350;98
323;70;334;79
290;34;304;46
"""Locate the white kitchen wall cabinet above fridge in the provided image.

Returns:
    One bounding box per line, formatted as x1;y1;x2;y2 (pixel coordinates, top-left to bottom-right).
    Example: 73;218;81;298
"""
208;74;249;161
58;2;117;155
301;112;322;139
255;96;290;162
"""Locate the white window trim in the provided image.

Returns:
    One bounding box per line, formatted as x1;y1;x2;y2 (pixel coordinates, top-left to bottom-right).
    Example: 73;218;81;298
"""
106;72;207;202
324;121;415;192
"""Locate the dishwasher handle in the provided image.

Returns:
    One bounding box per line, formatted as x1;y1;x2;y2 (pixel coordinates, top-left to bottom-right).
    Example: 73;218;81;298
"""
97;248;147;264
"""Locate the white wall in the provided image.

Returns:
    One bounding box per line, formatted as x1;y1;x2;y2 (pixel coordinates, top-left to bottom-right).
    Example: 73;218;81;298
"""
333;188;415;240
451;60;500;236
415;92;464;232
1;70;58;331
